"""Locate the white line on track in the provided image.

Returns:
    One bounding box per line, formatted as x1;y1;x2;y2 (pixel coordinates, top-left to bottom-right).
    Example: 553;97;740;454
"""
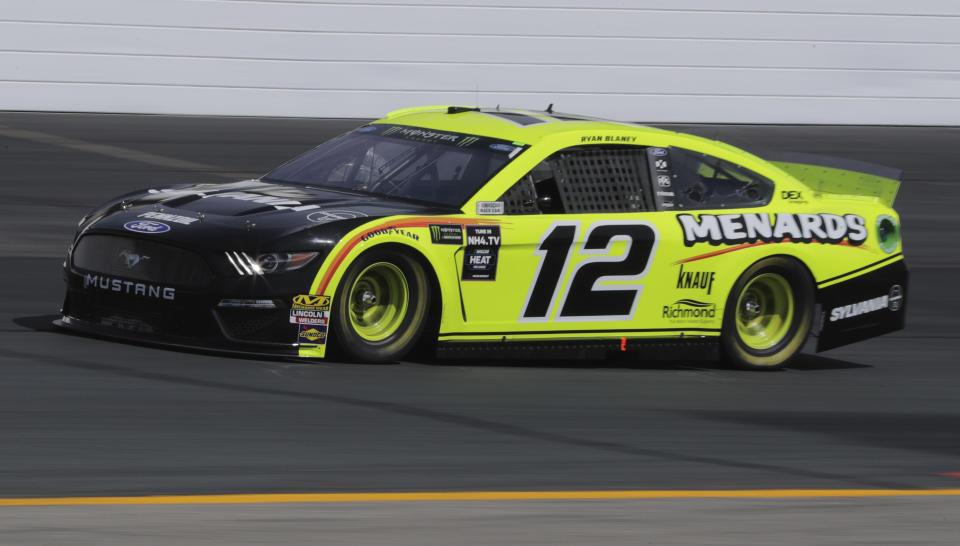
0;124;258;180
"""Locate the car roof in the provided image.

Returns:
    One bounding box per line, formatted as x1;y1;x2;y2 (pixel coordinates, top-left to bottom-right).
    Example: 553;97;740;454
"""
374;105;680;146
371;105;774;177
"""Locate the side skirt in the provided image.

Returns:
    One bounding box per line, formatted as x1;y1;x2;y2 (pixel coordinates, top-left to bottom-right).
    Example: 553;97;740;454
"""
436;337;719;361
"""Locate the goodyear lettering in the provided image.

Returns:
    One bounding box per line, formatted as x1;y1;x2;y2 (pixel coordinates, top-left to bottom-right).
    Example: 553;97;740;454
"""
360;226;420;242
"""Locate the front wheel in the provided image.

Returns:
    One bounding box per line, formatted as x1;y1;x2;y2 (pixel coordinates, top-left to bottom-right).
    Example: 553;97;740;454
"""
721;256;814;370
330;248;431;363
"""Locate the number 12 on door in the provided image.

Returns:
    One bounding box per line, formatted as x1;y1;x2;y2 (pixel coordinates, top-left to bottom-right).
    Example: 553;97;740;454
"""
519;220;659;323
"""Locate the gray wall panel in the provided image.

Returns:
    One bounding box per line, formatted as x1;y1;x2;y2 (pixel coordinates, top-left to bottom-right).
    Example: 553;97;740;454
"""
1;0;957;123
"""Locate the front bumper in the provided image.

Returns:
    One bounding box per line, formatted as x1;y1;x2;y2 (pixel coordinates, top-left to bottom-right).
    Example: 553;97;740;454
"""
60;233;323;357
55;315;302;358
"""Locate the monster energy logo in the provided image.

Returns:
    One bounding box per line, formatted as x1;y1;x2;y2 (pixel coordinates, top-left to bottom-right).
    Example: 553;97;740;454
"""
429;223;464;245
385;126;460;143
456;136;480;147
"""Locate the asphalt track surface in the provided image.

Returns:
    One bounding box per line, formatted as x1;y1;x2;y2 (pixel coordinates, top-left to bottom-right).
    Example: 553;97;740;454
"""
1;112;959;543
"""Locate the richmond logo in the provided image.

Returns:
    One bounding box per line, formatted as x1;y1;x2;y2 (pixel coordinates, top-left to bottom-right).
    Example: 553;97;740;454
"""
663;299;717;320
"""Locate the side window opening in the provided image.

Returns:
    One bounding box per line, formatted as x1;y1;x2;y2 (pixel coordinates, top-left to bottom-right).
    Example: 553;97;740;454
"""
669;148;774;209
499;146;653;214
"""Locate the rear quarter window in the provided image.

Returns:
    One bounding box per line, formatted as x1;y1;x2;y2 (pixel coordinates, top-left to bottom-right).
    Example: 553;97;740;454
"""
669;148;774;210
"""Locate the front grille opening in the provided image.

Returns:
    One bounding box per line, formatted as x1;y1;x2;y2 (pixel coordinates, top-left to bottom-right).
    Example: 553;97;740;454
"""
73;234;214;287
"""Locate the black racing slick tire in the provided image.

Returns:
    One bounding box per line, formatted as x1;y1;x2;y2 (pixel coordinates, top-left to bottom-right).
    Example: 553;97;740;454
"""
721;256;815;370
330;248;431;363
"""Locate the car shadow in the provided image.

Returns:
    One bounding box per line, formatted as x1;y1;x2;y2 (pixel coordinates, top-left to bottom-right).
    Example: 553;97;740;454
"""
17;314;870;372
406;347;871;372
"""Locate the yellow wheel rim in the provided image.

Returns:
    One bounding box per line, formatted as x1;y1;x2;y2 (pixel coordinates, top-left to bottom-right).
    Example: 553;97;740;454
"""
348;262;409;342
736;273;794;351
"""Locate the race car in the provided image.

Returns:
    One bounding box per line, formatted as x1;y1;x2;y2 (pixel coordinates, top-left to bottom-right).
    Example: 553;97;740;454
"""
58;106;907;369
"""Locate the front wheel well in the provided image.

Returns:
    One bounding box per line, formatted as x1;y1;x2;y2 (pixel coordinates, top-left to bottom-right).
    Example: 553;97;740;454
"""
351;243;443;356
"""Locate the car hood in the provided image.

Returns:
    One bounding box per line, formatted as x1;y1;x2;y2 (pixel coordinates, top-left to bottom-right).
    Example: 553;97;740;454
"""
79;179;457;251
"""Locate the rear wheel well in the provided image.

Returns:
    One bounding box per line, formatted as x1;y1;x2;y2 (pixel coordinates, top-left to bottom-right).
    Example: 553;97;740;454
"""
721;254;816;370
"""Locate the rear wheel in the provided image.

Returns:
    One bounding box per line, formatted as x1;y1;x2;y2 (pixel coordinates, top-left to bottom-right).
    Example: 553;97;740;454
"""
331;248;431;363
721;256;814;370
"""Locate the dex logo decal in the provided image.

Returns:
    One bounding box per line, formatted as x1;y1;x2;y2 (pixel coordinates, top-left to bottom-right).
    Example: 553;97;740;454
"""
677;213;867;247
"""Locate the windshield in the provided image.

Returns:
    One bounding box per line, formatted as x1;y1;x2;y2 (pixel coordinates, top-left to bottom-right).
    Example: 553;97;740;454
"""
263;124;527;207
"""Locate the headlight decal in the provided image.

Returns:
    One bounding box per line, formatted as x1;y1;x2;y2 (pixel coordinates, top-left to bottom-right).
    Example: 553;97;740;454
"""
225;251;319;276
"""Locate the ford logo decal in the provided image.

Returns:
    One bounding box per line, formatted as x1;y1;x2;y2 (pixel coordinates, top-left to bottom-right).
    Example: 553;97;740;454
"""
123;220;170;234
650;148;668;157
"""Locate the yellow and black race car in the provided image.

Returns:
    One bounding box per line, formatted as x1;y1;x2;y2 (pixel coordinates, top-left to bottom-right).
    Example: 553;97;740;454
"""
59;106;906;369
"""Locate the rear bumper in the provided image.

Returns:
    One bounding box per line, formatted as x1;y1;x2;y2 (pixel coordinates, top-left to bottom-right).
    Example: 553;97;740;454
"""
814;256;908;352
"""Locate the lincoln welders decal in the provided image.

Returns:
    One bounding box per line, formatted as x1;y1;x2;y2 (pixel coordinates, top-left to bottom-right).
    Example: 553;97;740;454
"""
290;309;329;326
677;213;867;247
462;225;501;281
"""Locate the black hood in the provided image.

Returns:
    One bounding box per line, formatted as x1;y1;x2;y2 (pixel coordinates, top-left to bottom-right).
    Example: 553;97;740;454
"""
79;180;458;252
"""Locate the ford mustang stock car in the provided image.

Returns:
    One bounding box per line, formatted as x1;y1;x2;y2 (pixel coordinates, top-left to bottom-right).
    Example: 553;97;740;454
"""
57;106;906;369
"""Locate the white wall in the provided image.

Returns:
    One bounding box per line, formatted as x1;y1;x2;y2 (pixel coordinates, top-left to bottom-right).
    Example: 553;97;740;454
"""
1;0;958;124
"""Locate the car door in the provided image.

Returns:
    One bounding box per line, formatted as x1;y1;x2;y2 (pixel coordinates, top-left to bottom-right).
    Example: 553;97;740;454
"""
455;144;672;337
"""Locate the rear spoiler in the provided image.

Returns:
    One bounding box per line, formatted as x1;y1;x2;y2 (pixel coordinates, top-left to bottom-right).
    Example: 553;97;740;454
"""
754;151;902;207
